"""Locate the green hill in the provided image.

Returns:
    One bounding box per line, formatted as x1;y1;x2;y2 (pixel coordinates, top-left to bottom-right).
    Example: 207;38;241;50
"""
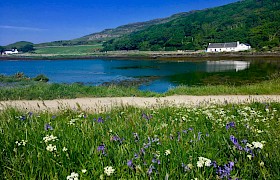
102;0;280;51
5;41;33;50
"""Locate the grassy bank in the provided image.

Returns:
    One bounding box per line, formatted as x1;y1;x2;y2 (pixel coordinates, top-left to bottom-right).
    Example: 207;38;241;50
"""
1;103;279;179
0;77;280;100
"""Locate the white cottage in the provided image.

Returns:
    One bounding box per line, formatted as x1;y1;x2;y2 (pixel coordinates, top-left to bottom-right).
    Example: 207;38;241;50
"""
2;49;19;55
206;41;251;52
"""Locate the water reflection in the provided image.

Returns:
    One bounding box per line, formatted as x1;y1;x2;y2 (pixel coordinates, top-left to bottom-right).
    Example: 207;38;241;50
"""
206;61;250;72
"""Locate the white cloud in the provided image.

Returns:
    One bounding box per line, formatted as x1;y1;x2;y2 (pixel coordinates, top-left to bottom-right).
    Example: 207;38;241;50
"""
0;25;47;31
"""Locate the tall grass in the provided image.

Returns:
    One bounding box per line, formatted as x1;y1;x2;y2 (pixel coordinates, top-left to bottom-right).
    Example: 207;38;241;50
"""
1;103;280;179
0;78;280;100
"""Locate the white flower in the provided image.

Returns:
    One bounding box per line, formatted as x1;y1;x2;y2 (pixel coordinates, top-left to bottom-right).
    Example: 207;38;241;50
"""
252;141;264;149
67;172;79;180
46;144;57;152
247;154;252;160
63;147;68;152
104;166;115;176
15;140;28;146
43;135;58;143
165;149;171;156
259;161;264;166
81;169;87;173
197;161;204;168
197;157;211;167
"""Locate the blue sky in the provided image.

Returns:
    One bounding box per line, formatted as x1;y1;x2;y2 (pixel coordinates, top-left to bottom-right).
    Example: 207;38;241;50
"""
0;0;238;46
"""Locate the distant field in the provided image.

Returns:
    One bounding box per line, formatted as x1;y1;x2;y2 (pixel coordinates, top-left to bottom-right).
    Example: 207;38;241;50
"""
34;45;102;55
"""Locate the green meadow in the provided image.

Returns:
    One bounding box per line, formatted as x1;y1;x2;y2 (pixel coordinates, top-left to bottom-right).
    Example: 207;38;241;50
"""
34;45;102;55
1;103;279;179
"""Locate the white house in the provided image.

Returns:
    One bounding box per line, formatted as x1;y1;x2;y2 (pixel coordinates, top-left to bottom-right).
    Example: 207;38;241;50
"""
2;49;19;55
206;41;251;52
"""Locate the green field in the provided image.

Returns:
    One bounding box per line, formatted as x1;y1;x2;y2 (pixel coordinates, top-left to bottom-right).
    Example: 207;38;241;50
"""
1;103;279;179
34;45;102;55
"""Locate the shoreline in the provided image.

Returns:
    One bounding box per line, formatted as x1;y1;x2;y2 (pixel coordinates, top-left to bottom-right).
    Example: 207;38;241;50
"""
1;51;280;61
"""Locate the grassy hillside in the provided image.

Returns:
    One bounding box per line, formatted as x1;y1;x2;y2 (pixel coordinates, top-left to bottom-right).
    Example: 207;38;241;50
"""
103;0;280;51
4;41;33;50
34;45;102;55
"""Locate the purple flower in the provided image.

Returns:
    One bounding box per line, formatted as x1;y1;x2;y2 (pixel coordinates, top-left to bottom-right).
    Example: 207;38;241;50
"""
226;122;235;130
52;115;56;119
182;130;188;134
188;127;193;131
127;159;134;169
147;165;155;176
142;113;152;120
111;136;124;143
97;117;104;123
28;112;33;117
97;144;106;154
216;161;235;179
230;135;243;150
44;123;53;131
134;153;139;159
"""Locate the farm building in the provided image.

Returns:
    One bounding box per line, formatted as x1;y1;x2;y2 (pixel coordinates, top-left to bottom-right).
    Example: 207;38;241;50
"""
206;41;251;52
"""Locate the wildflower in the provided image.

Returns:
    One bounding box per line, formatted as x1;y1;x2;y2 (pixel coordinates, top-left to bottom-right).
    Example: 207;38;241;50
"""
43;135;58;143
165;149;171;156
252;141;264;149
97;144;106;155
127;160;134;169
216;161;234;179
63;147;68;152
230;135;242;150
44;123;53;131
147;165;155;176
67;172;79;180
15;140;27;146
110;136;123;143
104;166;115;176
226;122;235;130
142;113;152;120
198;132;202;141
197;157;211;168
81;169;87;173
97;117;104;123
247;155;252;160
46;144;57;152
259;161;264;166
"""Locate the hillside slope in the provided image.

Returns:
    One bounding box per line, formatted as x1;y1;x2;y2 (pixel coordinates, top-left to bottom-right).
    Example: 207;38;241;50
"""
103;0;280;51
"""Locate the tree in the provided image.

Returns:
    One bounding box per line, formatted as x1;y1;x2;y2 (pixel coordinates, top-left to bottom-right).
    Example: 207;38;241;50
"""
0;46;4;54
19;44;34;53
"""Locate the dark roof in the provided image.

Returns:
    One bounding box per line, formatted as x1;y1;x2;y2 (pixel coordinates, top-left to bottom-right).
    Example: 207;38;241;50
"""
208;42;237;48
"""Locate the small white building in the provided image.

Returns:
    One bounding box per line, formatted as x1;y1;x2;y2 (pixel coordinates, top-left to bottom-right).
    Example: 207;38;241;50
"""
206;41;251;52
2;49;19;55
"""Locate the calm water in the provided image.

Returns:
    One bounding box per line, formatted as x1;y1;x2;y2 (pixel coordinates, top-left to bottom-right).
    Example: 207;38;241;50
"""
0;59;279;92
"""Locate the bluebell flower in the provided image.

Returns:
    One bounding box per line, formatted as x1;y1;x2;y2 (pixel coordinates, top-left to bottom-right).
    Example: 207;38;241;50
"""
147;165;155;176
97;144;106;154
97;117;104;123
142;113;152;120
226;122;235;130
44;123;53;131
